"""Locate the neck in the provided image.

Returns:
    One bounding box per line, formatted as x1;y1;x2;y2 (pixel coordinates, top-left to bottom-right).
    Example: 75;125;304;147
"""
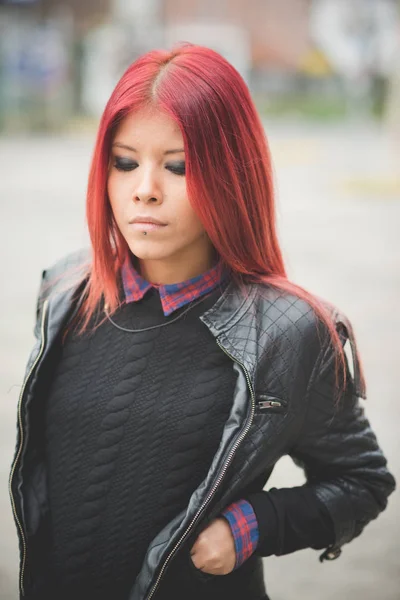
137;248;217;285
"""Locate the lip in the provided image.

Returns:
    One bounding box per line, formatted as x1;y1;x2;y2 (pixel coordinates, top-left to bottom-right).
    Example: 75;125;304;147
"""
131;222;166;232
129;216;168;226
128;216;168;232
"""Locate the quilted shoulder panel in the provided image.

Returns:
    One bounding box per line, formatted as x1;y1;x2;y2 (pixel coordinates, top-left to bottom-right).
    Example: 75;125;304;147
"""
216;284;325;403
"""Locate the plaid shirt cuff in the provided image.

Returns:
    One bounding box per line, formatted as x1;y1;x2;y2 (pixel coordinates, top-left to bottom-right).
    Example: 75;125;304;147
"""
222;499;259;569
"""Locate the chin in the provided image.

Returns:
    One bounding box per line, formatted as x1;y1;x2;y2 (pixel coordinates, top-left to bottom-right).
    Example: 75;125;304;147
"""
127;242;176;262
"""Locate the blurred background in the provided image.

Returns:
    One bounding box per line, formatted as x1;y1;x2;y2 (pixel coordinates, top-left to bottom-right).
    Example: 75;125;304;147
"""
0;1;399;599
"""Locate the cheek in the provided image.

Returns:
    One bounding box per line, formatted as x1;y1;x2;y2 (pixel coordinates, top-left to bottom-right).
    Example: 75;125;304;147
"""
171;188;203;230
178;202;205;235
107;176;124;218
107;175;115;204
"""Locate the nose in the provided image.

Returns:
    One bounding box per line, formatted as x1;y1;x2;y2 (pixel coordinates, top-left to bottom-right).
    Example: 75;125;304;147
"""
133;168;162;205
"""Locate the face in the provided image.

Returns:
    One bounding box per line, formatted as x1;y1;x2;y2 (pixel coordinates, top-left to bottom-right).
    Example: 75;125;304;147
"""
107;107;214;281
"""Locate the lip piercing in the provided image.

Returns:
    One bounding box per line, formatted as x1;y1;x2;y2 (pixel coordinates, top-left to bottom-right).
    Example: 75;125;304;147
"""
143;232;147;235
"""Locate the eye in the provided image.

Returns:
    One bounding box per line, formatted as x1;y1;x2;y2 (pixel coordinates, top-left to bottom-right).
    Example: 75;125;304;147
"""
113;156;138;172
166;161;186;176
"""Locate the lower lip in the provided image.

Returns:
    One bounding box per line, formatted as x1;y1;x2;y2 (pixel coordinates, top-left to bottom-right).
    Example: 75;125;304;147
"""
130;222;167;232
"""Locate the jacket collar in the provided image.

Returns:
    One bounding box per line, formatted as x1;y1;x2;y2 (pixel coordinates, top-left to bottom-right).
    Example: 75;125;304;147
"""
43;270;253;334
39;248;280;390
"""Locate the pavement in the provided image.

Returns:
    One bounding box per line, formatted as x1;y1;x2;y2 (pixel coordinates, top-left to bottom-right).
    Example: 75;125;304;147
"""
0;120;399;600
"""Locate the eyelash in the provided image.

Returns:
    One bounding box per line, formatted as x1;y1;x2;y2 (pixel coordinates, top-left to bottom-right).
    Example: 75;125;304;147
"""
113;157;185;176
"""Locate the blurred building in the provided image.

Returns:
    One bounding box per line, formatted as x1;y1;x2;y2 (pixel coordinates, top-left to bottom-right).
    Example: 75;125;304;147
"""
0;0;399;130
164;0;312;71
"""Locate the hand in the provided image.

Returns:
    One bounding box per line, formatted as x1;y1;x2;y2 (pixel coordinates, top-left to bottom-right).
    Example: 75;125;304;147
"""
190;517;236;575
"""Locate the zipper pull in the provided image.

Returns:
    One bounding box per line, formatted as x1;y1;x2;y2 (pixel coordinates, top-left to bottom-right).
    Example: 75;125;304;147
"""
257;399;282;410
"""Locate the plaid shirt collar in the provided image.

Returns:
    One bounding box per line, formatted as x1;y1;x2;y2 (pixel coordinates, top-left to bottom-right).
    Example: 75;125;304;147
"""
121;255;228;316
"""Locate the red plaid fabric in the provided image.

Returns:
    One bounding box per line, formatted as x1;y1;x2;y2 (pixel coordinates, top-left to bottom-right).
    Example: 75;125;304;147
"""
121;254;227;315
222;500;259;569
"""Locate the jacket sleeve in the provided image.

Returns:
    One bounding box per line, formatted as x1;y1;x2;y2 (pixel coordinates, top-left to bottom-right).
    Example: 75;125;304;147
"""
33;248;91;339
33;270;48;339
246;318;396;561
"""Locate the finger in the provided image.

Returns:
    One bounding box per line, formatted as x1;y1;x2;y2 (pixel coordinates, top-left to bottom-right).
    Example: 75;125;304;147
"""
190;539;200;555
189;550;200;565
198;565;222;575
192;558;206;571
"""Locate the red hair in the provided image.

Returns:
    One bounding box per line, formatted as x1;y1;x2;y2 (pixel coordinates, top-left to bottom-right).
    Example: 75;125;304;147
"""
82;43;364;395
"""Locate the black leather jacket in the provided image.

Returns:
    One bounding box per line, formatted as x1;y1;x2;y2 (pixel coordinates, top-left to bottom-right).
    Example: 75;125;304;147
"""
9;251;395;600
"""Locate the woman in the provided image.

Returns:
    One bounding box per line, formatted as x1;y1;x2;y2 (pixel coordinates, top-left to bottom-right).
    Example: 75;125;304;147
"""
9;43;395;600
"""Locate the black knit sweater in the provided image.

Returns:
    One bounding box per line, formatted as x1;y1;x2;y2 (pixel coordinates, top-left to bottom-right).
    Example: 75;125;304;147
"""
44;287;237;599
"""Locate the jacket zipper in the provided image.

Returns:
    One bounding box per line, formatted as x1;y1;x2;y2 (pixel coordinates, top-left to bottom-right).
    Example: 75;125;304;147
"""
8;299;48;597
257;399;282;409
146;340;255;600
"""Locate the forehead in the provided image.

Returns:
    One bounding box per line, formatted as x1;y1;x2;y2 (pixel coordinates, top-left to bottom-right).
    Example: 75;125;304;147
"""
114;107;183;146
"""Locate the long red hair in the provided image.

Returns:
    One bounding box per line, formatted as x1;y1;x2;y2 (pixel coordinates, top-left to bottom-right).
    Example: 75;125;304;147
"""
82;43;364;394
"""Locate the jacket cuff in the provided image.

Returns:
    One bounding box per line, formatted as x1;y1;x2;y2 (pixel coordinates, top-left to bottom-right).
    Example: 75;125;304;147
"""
221;499;259;569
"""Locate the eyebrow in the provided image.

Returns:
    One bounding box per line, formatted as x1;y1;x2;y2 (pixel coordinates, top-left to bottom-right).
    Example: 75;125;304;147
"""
112;142;185;155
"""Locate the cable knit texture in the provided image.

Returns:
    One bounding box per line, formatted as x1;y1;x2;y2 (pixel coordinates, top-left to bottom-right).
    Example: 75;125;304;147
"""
44;287;237;597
